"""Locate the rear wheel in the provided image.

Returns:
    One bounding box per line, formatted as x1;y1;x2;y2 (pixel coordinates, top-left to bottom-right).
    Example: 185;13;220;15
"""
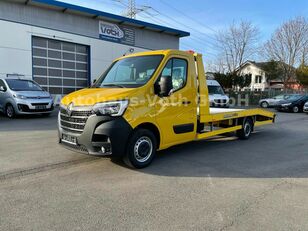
292;106;299;113
260;101;269;108
124;128;157;169
5;104;15;118
236;118;253;140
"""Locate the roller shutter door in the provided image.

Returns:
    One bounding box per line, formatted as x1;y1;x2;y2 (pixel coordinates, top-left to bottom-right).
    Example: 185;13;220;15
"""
32;36;89;95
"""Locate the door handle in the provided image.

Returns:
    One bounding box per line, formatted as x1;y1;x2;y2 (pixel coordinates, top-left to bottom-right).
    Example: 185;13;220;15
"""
182;101;191;105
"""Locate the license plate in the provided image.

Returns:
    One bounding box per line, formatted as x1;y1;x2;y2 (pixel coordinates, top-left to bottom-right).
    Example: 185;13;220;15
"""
62;134;77;145
35;105;47;110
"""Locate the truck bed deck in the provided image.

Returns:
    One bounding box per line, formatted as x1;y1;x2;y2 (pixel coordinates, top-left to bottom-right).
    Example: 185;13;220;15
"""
197;107;275;140
205;107;275;122
210;108;244;114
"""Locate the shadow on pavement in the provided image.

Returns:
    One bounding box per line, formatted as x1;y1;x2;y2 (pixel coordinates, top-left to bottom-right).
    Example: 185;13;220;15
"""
0;109;58;131
136;129;308;178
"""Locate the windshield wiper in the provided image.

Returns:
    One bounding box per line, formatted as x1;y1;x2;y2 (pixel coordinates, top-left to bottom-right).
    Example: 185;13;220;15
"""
101;84;126;88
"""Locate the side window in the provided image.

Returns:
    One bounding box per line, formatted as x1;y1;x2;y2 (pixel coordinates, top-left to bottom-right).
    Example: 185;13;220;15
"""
0;80;7;92
160;58;187;93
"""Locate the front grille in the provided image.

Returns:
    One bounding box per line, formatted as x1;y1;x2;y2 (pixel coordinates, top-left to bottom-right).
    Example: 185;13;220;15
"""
214;99;227;104
60;106;94;134
18;104;53;112
27;96;51;99
61;141;88;153
31;103;49;106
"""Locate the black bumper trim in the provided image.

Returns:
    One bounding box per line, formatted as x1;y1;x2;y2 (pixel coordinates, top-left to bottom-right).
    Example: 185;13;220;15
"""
59;115;132;157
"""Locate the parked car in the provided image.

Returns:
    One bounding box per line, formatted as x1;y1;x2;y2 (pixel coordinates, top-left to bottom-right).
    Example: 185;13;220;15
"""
275;95;308;113
259;94;300;108
207;80;229;107
0;78;54;118
304;101;308;114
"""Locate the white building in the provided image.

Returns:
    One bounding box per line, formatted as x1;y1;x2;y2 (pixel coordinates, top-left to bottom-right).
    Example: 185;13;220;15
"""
0;0;189;97
236;61;268;91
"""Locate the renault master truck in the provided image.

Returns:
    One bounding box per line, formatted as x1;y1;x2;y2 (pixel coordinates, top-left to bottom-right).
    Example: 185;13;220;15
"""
58;50;275;168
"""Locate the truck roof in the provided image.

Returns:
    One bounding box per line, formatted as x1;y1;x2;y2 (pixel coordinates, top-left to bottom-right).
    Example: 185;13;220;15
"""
116;49;196;61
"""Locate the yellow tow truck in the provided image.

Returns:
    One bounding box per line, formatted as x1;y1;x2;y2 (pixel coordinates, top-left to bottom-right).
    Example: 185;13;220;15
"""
58;50;275;168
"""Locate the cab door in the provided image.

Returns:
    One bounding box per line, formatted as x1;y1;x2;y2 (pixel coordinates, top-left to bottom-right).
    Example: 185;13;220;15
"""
155;56;197;147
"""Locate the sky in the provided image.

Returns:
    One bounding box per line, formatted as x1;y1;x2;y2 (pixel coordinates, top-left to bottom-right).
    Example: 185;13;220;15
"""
60;0;308;65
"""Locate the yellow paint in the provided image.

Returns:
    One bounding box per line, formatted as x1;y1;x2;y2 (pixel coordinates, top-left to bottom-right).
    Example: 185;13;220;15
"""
196;125;242;140
61;49;275;150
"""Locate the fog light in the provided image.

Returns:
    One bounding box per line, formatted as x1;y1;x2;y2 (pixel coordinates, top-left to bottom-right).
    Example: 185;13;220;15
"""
101;146;106;154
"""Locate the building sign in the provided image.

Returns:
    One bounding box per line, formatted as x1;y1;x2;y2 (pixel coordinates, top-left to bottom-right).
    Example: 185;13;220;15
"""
99;21;135;46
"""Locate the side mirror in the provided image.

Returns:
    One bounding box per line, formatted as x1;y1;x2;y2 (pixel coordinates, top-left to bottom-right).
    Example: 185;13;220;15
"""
0;86;6;92
155;76;173;97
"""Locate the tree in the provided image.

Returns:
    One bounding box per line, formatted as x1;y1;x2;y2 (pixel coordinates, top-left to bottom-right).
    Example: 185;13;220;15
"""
213;73;233;89
216;20;260;73
264;17;308;87
296;64;308;87
213;73;252;90
261;60;284;82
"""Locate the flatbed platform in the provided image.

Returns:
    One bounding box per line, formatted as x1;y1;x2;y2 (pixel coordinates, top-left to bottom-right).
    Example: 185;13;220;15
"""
197;107;275;140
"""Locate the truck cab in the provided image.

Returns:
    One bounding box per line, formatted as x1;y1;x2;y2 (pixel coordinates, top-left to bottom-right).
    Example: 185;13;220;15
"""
58;50;275;168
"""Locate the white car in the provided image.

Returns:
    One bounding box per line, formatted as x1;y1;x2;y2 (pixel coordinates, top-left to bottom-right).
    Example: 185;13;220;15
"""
304;101;308;113
207;80;229;107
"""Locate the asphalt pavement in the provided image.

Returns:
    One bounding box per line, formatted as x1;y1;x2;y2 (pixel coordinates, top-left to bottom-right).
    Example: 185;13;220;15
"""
0;109;308;230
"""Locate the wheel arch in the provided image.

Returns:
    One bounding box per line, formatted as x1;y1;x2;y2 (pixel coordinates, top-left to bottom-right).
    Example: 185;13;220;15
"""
238;116;255;130
134;122;161;149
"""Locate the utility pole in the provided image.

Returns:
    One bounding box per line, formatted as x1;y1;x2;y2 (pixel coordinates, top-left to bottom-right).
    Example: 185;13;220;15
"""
122;0;151;19
127;0;136;19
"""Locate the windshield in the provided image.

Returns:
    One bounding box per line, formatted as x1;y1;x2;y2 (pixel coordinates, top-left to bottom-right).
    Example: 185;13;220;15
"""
6;79;43;91
208;85;224;95
94;55;163;88
287;95;303;101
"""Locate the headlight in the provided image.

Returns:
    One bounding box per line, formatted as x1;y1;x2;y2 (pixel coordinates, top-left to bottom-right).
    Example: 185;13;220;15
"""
92;100;128;116
13;94;27;99
281;103;291;106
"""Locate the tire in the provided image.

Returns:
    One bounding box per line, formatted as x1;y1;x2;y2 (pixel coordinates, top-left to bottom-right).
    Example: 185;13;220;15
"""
292;106;299;113
5;104;15;118
260;101;269;108
123;128;157;169
236;118;253;140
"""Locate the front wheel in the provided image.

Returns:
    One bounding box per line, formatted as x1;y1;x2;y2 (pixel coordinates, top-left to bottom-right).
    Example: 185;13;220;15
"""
124;128;157;169
260;101;269;108
236;118;253;140
5;104;15;118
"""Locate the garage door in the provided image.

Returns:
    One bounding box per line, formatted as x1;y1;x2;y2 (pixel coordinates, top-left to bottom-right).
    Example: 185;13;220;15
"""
32;36;89;95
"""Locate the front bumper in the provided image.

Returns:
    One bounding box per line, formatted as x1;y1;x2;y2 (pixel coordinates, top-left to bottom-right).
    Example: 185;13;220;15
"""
14;98;54;114
304;106;308;113
275;105;291;112
210;102;229;108
58;113;133;156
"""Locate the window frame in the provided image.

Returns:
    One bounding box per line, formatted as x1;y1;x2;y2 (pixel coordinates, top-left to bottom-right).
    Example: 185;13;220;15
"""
155;57;188;95
93;55;164;88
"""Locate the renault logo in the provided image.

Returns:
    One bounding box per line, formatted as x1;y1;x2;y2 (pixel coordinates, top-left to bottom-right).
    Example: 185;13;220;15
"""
67;103;74;117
